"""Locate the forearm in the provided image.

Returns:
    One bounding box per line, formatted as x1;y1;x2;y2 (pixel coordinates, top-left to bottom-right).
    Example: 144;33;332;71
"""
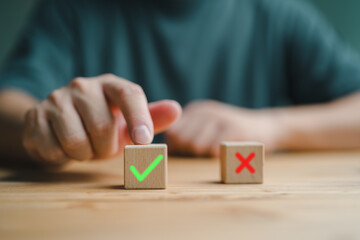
271;92;360;151
0;89;38;163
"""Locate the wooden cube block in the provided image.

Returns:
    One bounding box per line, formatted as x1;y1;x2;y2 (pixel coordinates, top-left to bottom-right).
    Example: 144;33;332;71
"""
124;144;167;189
220;142;264;184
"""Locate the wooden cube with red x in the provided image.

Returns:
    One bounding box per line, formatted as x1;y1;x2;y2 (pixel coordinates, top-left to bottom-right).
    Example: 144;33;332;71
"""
220;142;264;184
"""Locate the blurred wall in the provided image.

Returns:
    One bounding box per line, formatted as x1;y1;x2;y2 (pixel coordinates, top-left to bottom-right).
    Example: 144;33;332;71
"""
0;0;359;69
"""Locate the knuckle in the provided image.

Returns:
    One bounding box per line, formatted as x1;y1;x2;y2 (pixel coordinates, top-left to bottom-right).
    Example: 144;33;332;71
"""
48;89;64;107
25;108;35;121
58;137;92;161
70;77;87;92
119;83;144;97
25;108;37;125
101;73;117;80
90;120;115;136
42;100;62;121
62;135;88;152
23;111;43;145
30;106;45;127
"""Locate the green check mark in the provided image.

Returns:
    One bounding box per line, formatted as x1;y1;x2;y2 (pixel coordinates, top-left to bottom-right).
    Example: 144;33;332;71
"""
130;154;164;182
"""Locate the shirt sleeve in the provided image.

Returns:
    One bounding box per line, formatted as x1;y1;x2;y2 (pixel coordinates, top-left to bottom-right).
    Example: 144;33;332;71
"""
0;0;76;100
283;1;360;104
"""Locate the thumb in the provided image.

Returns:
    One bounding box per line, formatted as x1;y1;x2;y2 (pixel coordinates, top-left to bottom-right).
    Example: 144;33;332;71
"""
149;100;182;134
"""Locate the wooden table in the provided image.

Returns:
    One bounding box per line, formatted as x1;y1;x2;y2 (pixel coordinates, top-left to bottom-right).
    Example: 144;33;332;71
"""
0;151;360;240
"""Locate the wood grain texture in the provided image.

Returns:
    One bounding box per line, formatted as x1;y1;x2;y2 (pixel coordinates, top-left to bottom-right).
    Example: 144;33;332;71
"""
0;151;360;240
124;144;167;189
221;142;264;183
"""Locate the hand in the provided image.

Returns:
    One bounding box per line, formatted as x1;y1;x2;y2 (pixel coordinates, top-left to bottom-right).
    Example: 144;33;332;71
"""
165;100;280;157
23;74;181;166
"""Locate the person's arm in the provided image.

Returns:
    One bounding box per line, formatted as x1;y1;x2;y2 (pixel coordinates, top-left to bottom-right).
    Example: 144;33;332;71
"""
0;0;76;166
0;75;181;167
273;91;360;150
0;1;182;166
276;2;360;149
0;90;37;163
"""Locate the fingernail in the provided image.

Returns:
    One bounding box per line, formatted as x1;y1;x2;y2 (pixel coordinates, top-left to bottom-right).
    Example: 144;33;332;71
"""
132;125;152;144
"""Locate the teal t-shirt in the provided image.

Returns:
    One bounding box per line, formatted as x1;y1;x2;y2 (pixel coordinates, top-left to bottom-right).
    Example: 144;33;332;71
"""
1;0;360;108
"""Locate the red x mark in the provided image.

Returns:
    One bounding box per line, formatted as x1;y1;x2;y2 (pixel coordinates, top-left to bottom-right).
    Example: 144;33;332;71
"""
235;152;255;174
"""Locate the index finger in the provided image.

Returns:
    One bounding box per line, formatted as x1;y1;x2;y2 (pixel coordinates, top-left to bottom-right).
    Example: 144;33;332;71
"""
101;74;153;145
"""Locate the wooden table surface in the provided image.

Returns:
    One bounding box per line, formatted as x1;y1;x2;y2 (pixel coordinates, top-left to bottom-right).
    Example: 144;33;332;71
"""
0;151;360;240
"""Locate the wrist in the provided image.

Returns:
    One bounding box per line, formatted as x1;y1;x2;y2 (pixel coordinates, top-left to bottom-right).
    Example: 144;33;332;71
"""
256;108;291;152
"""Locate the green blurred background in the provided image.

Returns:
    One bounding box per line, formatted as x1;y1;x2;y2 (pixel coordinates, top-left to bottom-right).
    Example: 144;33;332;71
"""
0;0;359;69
